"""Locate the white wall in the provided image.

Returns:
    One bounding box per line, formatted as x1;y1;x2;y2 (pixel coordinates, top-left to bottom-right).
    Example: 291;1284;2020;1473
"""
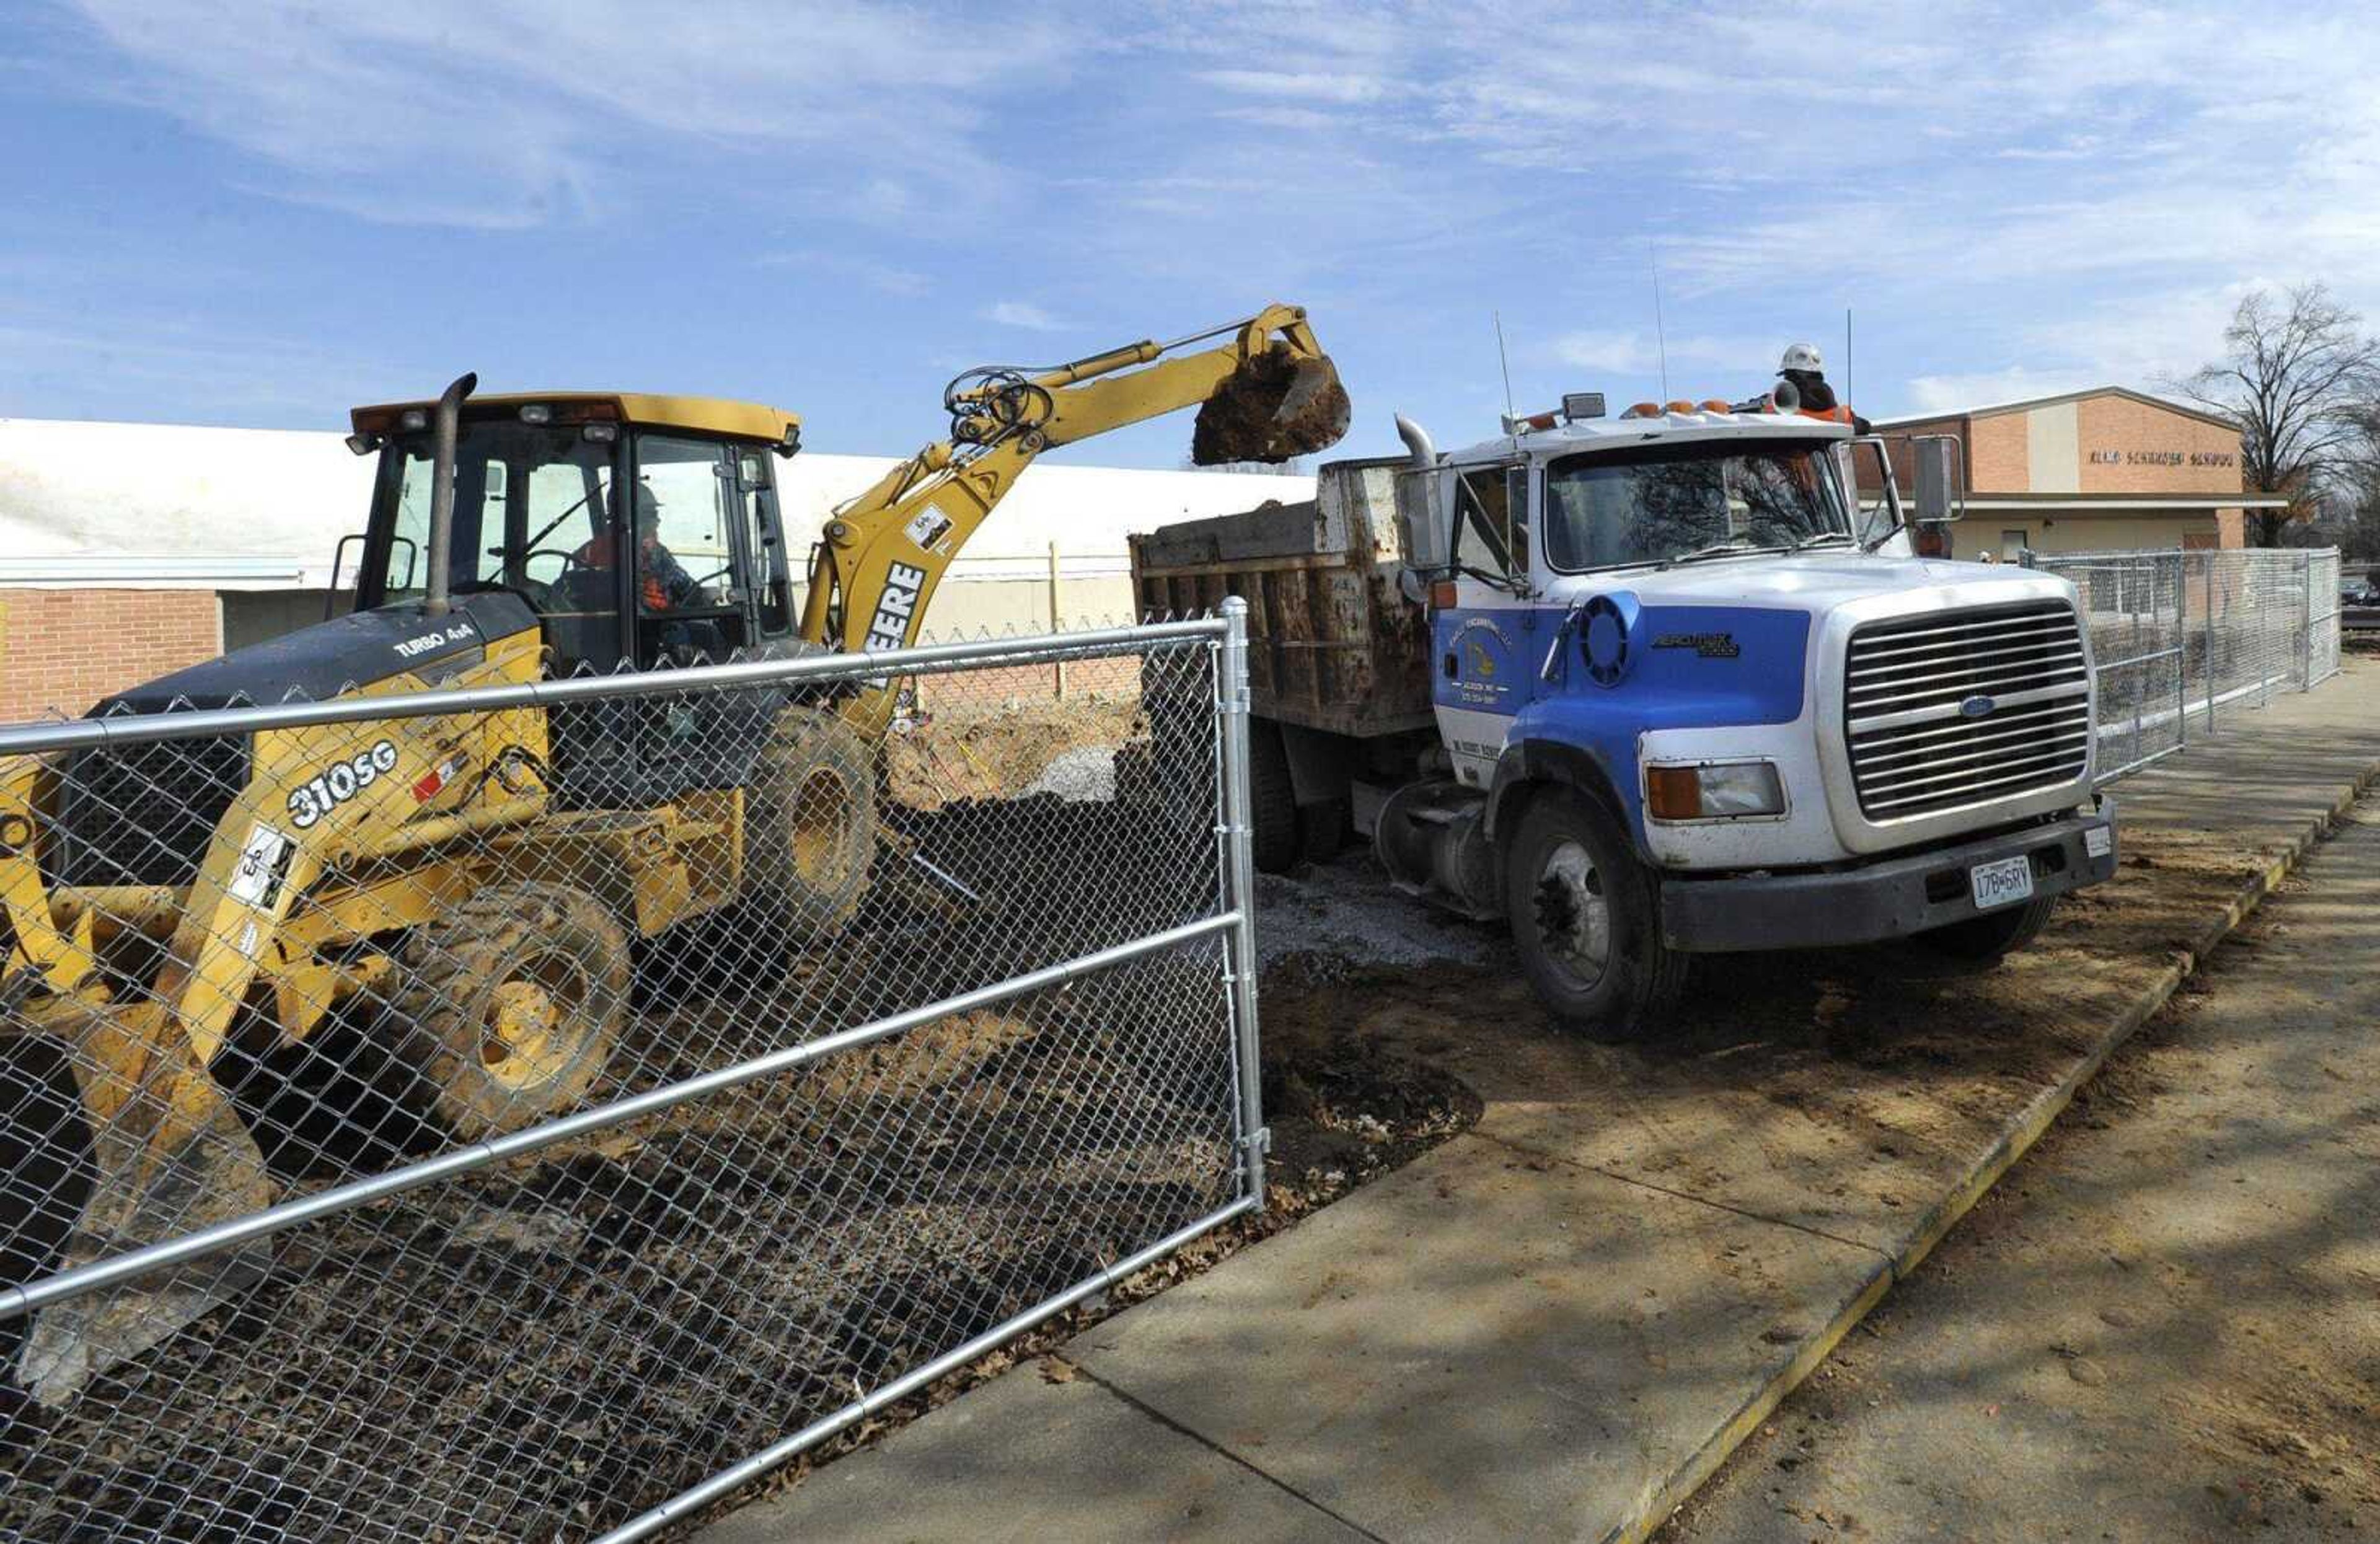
0;417;1314;627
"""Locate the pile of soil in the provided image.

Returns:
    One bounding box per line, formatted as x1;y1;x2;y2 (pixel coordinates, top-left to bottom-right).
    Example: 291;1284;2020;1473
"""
884;697;1142;811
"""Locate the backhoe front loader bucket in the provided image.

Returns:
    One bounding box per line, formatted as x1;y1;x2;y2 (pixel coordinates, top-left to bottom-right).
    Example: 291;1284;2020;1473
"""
1192;345;1352;465
9;995;274;1407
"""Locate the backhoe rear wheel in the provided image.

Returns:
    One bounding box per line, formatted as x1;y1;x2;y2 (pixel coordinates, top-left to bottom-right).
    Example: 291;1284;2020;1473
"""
393;881;632;1140
744;704;877;939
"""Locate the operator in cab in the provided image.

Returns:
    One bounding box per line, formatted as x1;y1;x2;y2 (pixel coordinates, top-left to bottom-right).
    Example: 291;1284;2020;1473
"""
1773;342;1873;435
575;482;708;612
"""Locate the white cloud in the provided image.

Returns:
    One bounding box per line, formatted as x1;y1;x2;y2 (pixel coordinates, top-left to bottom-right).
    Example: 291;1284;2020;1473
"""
985;301;1063;331
1905;367;2105;415
56;0;1076;226
1548;330;1647;373
1196;69;1386;104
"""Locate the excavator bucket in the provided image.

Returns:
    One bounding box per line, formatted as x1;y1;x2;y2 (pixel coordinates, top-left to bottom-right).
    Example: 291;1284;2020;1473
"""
1192;345;1351;465
10;995;275;1406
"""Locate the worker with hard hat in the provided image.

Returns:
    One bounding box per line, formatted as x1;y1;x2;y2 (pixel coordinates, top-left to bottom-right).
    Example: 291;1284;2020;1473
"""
1773;343;1872;434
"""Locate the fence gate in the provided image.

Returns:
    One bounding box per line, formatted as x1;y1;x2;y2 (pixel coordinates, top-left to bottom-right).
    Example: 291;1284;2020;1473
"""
0;606;1263;1542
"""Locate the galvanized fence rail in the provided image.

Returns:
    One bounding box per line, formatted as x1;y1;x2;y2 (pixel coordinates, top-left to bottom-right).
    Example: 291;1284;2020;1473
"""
2024;546;2347;785
0;604;1261;1542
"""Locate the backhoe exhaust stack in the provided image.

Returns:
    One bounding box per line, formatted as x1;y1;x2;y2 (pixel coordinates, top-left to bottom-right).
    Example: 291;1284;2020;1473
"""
423;372;477;619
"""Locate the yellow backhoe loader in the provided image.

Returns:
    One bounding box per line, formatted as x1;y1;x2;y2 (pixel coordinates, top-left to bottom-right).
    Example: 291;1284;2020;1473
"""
0;305;1344;1405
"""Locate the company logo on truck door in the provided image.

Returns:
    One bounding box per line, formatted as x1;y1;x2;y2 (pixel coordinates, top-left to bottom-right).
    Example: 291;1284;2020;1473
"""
864;562;929;653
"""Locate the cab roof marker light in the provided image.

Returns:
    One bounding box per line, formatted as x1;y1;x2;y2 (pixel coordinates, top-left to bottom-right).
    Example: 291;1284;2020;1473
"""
517;403;553;425
398;408;430;432
581;423;618;443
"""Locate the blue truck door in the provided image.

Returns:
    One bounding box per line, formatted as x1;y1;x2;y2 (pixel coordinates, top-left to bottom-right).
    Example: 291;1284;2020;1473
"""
1433;461;1534;787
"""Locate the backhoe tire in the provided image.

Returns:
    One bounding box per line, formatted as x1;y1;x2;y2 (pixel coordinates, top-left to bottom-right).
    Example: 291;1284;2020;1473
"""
744;704;877;940
1504;791;1689;1042
1248;718;1300;875
393;881;632;1140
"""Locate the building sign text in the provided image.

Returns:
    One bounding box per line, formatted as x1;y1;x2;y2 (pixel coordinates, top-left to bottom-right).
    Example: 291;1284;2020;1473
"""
2087;449;2236;468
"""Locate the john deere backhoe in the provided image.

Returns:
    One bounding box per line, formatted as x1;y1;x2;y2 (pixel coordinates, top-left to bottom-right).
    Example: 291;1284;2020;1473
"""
0;304;1346;1404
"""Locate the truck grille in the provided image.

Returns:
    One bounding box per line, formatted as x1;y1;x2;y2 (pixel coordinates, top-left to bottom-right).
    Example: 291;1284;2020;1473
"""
1843;599;2090;821
50;735;250;886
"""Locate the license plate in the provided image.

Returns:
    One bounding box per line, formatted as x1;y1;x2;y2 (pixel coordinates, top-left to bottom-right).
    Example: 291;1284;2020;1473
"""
1969;854;2035;911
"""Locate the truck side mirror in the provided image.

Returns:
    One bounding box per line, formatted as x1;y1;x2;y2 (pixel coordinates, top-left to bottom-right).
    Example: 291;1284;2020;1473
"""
1913;435;1964;524
1393;467;1448;586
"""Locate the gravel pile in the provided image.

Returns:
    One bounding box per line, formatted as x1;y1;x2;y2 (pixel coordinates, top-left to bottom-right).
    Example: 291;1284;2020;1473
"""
1253;854;1494;969
1023;746;1117;804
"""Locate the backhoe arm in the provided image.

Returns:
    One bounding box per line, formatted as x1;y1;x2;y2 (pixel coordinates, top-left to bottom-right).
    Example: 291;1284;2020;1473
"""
800;303;1344;731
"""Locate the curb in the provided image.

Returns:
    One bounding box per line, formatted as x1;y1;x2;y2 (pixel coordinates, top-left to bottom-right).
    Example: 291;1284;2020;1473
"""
1610;758;2380;1544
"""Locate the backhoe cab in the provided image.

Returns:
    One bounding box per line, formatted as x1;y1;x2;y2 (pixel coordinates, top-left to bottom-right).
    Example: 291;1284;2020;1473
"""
343;390;809;677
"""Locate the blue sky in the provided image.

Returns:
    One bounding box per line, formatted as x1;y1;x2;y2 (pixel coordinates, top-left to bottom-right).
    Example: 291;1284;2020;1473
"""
5;1;2376;469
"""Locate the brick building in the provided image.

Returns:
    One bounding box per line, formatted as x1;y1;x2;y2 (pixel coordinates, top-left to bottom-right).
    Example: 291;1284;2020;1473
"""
1873;386;2286;559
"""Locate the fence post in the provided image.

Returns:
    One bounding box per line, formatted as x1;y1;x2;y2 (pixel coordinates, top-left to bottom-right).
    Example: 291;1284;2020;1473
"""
1215;596;1268;1206
2204;554;2218;735
2170;552;2186;748
2303;550;2316;692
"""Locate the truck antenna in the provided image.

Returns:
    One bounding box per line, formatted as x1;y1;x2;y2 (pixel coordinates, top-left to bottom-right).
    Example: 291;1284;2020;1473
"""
1651;249;1672;401
1494;310;1517;430
1843;306;1853;406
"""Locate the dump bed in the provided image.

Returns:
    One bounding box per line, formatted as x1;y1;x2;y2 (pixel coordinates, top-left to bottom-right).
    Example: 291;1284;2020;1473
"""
1128;457;1433;738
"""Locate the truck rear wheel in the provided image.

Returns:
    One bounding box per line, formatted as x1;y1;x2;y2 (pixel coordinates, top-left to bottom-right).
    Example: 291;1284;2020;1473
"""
1504;792;1688;1039
394;881;632;1139
1908;893;2056;966
1248;718;1300;875
746;704;877;938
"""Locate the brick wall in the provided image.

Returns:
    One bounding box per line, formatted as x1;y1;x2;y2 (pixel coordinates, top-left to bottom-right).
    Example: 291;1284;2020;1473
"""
2073;398;2241;495
1967;413;2029;492
0;589;222;724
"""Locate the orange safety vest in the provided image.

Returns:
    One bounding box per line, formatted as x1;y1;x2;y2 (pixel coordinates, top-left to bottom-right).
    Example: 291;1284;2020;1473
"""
573;530;670;611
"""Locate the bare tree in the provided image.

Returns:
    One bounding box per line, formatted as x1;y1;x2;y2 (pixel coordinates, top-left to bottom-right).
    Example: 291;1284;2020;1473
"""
2172;283;2380;547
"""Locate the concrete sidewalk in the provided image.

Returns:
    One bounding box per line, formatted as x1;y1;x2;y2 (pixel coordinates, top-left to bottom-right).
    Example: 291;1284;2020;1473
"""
699;663;2380;1544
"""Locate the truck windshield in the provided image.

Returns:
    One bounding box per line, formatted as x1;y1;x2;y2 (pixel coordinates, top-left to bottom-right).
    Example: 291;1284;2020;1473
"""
1541;439;1850;571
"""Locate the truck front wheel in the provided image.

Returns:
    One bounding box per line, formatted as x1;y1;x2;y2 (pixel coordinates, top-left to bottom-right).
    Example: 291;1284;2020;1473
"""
1908;893;2056;966
1504;793;1689;1039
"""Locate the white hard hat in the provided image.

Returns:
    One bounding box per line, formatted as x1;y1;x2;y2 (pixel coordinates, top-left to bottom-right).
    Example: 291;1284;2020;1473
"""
1779;342;1824;374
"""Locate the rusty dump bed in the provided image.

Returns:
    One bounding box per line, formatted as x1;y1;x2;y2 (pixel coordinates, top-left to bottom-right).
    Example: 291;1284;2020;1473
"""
1129;457;1433;739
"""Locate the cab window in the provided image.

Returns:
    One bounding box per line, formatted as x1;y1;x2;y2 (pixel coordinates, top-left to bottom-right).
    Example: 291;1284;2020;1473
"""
739;451;793;636
631;437;737;615
1451;463;1529;586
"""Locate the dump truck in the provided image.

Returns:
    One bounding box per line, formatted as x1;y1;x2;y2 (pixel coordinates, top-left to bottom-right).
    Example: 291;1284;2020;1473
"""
1;306;1347;1404
1132;392;2118;1033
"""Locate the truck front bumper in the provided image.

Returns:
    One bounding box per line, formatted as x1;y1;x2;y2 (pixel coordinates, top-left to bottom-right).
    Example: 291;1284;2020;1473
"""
1657;808;2117;953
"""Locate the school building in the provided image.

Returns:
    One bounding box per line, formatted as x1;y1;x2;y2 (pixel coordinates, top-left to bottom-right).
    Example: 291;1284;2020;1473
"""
1874;386;2285;560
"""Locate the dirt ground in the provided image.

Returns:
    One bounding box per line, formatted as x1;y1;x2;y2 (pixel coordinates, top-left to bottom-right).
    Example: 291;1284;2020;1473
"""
0;694;1481;1543
1655;798;2380;1543
7;685;2366;1540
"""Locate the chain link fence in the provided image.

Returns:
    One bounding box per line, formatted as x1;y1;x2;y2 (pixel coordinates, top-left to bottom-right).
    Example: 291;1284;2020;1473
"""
2025;546;2347;784
0;607;1263;1542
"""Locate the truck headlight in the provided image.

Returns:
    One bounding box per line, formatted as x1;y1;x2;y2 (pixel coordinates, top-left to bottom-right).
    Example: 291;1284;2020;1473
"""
1645;760;1786;821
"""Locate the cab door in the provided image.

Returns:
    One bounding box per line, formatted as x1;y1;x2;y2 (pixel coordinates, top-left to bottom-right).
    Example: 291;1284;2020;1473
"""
1431;459;1535;787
